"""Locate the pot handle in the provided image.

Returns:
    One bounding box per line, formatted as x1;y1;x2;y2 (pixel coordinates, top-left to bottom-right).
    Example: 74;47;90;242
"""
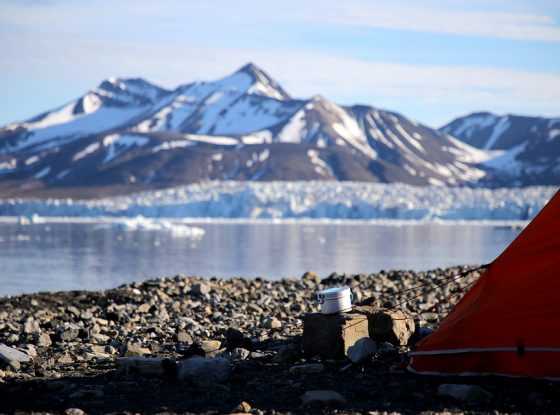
317;293;325;304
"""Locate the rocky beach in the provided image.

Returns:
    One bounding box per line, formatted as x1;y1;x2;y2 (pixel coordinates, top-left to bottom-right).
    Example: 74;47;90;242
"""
0;266;557;414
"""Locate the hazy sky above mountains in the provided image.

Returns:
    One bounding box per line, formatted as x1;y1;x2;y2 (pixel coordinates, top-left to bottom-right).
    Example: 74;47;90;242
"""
1;0;559;126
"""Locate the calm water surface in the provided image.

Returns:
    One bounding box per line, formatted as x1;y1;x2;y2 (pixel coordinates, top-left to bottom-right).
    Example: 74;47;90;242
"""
0;222;521;296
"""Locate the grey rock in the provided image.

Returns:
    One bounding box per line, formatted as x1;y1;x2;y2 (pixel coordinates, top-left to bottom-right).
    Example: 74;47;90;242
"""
177;330;193;344
0;344;31;370
23;318;41;335
64;409;86;415
302;313;369;360
124;342;151;356
301;390;346;406
57;325;80;342
191;282;210;296
438;384;493;404
264;317;282;330
369;310;415;346
177;356;231;384
200;340;222;355
301;271;321;285
219;347;250;361
36;333;52;347
347;337;377;363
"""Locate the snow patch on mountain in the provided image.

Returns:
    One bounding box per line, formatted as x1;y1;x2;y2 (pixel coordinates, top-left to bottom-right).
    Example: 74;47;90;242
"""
103;134;150;163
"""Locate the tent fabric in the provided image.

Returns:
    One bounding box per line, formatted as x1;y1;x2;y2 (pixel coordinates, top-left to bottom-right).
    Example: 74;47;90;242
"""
409;189;560;379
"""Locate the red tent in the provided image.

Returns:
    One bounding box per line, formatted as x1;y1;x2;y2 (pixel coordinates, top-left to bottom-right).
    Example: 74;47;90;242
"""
409;190;560;379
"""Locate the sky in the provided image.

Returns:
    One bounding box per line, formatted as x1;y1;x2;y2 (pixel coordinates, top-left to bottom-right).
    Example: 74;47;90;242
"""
1;0;559;127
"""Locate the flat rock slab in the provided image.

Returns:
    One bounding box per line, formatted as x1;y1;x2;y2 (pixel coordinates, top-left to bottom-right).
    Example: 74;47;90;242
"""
0;344;31;368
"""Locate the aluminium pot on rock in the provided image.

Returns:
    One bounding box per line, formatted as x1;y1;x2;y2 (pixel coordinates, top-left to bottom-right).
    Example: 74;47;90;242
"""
316;286;352;314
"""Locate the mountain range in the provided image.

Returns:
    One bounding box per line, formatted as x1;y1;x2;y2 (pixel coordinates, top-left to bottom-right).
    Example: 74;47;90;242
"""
0;63;558;198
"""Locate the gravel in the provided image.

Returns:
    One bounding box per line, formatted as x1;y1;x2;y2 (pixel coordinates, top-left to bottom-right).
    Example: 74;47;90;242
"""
0;265;557;414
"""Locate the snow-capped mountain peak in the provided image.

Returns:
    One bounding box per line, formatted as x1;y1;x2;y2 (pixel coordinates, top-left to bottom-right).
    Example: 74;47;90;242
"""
441;111;560;186
0;64;558;197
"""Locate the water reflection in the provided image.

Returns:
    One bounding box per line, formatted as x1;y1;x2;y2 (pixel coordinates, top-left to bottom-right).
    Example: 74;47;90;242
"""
0;222;520;296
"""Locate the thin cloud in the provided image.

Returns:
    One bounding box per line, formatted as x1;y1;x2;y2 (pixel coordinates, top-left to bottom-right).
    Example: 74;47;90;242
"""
307;1;560;43
1;31;557;116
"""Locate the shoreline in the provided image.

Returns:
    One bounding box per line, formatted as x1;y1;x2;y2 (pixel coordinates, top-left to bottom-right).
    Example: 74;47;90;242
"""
1;267;557;414
0;214;529;227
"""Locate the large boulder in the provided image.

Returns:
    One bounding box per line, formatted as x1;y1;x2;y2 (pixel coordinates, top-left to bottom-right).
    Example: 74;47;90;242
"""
302;312;369;359
369;310;415;346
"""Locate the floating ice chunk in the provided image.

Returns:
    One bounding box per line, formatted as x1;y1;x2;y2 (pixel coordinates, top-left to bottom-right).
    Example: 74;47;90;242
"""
110;216;205;239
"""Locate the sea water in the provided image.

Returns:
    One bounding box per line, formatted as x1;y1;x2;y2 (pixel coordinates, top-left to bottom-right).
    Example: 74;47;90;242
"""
0;221;520;296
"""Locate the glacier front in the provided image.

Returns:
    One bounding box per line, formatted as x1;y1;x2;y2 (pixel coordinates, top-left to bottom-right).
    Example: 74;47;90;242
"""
0;182;556;222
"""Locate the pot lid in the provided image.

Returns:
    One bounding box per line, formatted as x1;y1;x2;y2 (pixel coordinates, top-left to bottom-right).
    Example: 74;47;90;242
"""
318;286;351;299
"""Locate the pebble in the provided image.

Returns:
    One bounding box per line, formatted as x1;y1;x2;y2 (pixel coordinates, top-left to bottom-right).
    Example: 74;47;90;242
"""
36;333;52;347
347;337;377;363
191;282;210;296
177;330;193;344
200;340;222;355
264;317;282;330
124;342;151;357
57;325;80;342
235;401;252;412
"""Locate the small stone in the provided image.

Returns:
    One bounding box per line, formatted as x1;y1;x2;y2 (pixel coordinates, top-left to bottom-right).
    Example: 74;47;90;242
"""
23;318;41;335
219;347;250;361
437;384;493;404
289;363;325;375
58;353;75;364
124;342;151;357
177;356;231;385
264;317;282;330
301;271;321;285
21;344;37;358
137;303;151;313
301;390;346;407
57;325;80;342
235;401;252;412
347;337;377;363
177;330;193;344
91;333;110;344
36;333;52;347
200;340;222;355
80;311;93;320
191;282;210;296
247;303;263;314
64;408;86;415
90;345;110;358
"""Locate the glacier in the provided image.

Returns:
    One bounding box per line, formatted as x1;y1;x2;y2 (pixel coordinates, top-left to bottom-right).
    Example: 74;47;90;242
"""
0;182;556;222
